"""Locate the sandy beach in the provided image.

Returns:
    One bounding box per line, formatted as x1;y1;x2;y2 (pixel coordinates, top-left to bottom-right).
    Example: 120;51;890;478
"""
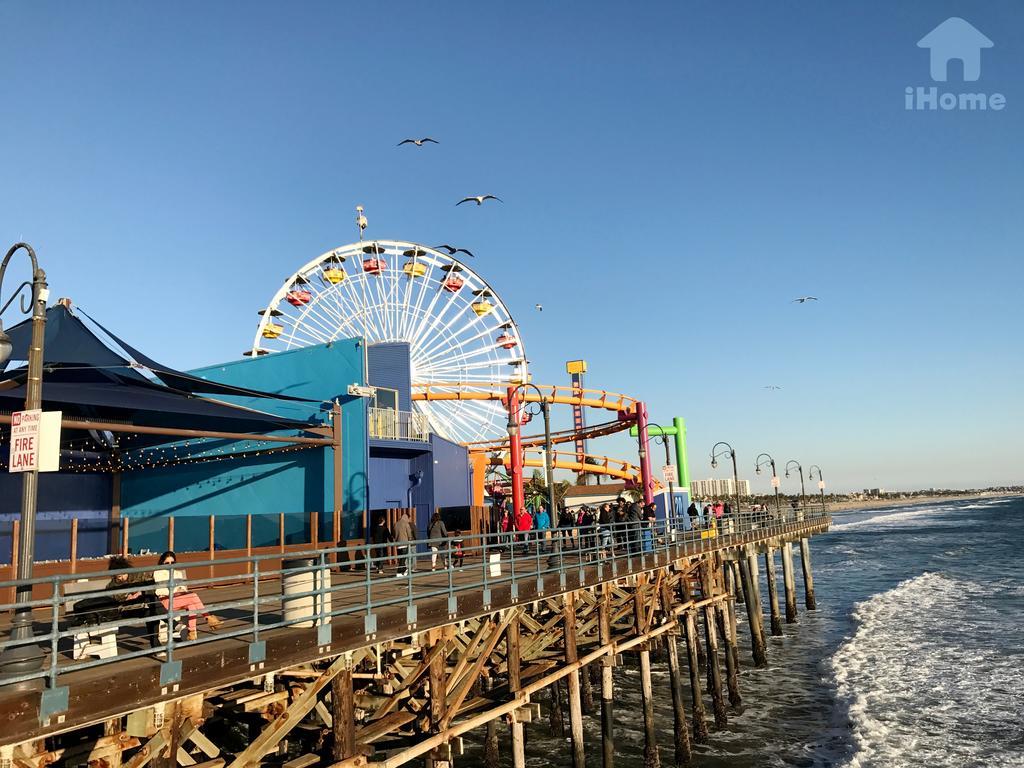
825;491;1018;514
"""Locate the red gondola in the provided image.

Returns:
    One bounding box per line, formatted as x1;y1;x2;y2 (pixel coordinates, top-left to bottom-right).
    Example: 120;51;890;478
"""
496;333;517;349
442;275;465;292
363;257;386;274
286;289;312;306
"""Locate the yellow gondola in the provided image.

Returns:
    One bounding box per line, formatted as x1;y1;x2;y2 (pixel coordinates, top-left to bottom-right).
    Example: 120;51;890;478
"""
402;261;427;278
323;267;346;284
471;300;494;317
262;322;284;339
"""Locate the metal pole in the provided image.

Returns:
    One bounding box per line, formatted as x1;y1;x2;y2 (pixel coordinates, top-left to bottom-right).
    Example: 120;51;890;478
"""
507;387;525;524
662;438;676;532
543;400;556;529
772;460;781;516
0;243;47;682
730;450;741;518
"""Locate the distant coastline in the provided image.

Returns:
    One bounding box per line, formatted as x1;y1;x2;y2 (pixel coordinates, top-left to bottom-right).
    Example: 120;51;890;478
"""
827;491;1019;514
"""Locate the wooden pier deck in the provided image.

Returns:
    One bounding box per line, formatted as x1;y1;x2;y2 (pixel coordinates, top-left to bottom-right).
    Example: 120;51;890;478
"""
0;513;829;768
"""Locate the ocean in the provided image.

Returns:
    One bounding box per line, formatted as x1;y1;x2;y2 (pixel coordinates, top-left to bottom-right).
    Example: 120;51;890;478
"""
463;495;1024;767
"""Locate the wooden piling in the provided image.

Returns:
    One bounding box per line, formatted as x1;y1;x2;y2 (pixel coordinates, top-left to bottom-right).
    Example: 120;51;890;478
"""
634;585;660;768
738;551;768;667
563;592;586;768
683;611;709;744
484;676;499;768
723;562;742;671
426;629;449;768
599;583;615;768
331;668;356;762
781;541;798;623
700;566;727;729
507;615;526;768
799;537;817;609
580;659;595;715
547;679;565;738
764;547;784;636
716;604;741;709
659;579;692;766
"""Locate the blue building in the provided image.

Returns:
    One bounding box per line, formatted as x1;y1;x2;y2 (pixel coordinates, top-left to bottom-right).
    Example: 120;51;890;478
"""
0;304;472;561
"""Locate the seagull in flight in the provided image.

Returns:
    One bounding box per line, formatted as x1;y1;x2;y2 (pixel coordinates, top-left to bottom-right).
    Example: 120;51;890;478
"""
434;244;475;258
535;304;543;312
457;195;502;206
764;385;782;390
792;296;819;303
397;138;438;146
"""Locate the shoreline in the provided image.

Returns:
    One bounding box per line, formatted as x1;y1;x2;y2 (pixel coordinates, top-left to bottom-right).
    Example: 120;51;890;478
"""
826;491;1018;514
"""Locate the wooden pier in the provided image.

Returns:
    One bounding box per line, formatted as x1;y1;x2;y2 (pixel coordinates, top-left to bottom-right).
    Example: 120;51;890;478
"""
0;514;828;768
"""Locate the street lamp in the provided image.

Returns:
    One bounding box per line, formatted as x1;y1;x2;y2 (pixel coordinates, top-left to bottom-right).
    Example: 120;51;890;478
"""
784;460;806;513
808;465;826;512
710;441;742;516
506;383;556;528
754;452;781;516
0;242;49;682
644;422;676;530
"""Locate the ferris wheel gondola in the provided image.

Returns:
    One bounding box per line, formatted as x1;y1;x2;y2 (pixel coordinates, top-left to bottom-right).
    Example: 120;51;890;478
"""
250;240;528;444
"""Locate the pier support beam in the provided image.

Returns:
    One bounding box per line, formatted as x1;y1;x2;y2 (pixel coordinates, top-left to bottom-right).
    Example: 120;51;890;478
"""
723;562;741;671
716;602;741;709
781;541;798;623
331;668;356;763
683;611;709;744
700;566;727;729
764;547;784;637
634;583;660;768
660;580;692;767
484;676;500;768
597;584;616;768
563;593;586;768
507;616;526;768
799;538;817;610
548;679;565;738
738;550;768;667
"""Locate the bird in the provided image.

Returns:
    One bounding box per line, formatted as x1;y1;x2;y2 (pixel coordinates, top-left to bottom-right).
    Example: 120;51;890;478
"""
792;296;818;303
397;138;438;147
535;304;543;312
456;195;502;206
764;385;782;390
434;244;475;258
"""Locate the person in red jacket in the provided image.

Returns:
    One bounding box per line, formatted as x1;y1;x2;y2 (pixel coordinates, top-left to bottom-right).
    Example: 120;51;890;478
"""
515;507;533;552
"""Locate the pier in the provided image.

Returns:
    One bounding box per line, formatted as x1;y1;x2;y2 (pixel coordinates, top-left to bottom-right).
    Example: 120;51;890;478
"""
0;510;828;767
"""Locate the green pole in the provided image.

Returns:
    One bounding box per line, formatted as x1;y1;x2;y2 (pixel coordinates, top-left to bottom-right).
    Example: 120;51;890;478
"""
673;416;689;493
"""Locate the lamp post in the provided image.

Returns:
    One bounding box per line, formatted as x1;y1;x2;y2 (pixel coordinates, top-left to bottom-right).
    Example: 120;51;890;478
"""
505;383;556;528
754;453;781;516
784;460;805;515
0;242;49;682
710;442;741;518
808;465;826;512
644;422;676;530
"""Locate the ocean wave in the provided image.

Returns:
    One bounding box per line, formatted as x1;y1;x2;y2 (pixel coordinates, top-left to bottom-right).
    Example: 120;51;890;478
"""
829;572;1024;767
829;506;950;531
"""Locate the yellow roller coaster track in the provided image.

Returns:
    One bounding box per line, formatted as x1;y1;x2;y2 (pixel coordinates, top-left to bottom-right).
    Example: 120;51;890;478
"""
414;382;652;488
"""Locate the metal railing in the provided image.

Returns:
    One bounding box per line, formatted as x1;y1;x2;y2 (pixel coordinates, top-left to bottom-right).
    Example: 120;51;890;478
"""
368;407;431;442
0;507;829;723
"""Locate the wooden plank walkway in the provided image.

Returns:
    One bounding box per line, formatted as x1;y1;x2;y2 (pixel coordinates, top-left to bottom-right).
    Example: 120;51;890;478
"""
0;516;829;746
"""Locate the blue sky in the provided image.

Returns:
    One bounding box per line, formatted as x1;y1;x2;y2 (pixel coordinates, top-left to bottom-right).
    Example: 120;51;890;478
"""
1;1;1021;492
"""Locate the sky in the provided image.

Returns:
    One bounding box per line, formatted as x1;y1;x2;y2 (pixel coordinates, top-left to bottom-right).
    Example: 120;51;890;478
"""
1;1;1022;493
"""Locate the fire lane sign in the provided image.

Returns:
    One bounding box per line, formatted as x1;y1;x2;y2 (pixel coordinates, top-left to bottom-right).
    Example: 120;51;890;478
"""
9;409;61;473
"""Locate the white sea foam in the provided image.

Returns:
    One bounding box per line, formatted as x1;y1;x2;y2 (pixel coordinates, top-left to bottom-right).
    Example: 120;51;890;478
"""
829;506;950;531
829;572;1024;767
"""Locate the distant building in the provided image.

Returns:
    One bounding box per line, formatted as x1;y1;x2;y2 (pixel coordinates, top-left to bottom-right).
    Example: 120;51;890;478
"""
691;478;752;499
863;488;885;496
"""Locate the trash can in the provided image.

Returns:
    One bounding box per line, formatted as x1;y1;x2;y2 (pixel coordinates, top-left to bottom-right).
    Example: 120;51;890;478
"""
282;557;332;628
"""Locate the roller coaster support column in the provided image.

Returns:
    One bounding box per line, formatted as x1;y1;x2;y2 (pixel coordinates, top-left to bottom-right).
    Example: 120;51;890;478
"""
506;387;526;523
635;402;655;506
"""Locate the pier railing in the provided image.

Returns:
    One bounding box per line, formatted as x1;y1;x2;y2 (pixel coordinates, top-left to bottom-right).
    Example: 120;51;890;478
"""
0;507;829;720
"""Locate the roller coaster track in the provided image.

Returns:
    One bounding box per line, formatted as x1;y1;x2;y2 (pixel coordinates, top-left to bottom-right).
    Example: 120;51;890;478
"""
412;382;650;487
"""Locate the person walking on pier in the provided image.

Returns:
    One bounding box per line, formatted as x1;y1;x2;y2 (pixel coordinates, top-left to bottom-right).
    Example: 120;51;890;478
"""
395;510;416;577
428;511;449;570
369;514;392;575
687;501;700;530
154;551;222;640
598;502;614;554
515;505;533;554
534;502;552;553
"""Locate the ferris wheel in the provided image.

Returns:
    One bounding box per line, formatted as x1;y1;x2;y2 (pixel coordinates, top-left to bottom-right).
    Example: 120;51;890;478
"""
250;240;528;444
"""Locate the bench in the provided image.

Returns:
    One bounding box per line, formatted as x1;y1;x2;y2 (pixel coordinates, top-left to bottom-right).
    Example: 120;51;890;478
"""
63;579;186;660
